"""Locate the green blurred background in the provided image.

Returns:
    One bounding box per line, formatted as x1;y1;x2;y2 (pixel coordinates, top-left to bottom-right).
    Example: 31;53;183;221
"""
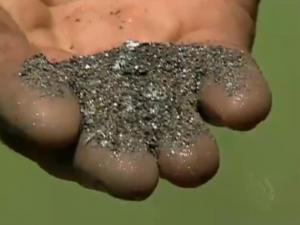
0;1;299;225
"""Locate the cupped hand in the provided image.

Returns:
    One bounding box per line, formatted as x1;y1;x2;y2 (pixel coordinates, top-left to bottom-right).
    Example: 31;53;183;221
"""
0;0;271;200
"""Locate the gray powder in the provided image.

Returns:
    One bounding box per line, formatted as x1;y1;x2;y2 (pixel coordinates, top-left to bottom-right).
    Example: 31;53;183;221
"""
19;41;245;154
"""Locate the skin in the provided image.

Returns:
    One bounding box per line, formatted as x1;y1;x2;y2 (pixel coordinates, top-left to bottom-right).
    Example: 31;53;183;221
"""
0;0;271;200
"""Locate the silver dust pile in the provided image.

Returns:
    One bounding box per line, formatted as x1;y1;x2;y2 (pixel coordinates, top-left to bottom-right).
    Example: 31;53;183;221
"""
19;41;245;154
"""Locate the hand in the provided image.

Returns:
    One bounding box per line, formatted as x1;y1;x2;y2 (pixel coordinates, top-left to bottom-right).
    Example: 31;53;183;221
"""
0;0;271;200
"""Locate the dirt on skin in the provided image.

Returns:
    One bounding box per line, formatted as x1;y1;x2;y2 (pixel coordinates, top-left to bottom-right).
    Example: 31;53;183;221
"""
19;41;245;155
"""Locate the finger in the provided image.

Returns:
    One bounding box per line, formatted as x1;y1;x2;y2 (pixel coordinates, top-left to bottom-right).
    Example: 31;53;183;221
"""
0;11;81;150
0;92;79;183
198;54;271;130
177;0;271;130
0;70;81;150
158;132;219;187
74;134;159;200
